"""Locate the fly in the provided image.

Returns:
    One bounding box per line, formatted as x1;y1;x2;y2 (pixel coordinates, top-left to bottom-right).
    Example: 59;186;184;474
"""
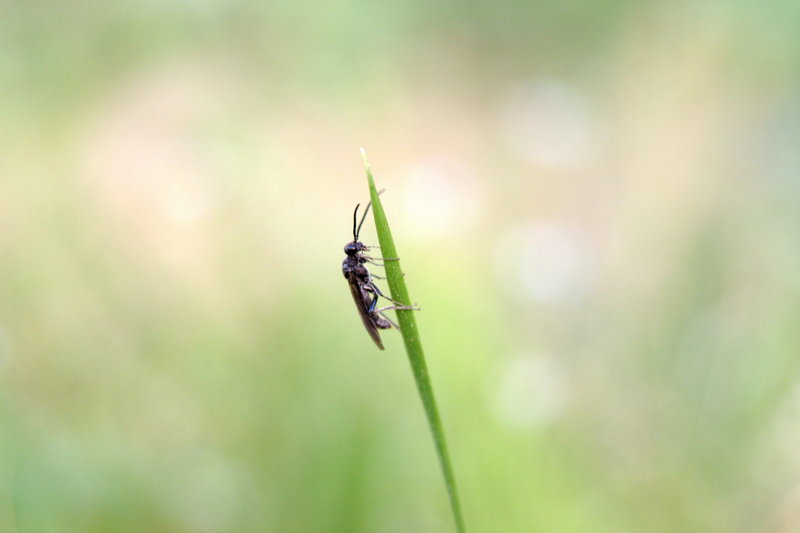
342;195;418;349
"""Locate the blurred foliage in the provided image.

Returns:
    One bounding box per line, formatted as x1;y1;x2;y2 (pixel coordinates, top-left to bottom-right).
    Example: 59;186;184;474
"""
2;0;800;532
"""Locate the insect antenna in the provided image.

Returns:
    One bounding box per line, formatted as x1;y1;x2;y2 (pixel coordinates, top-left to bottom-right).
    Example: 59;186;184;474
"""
355;202;372;240
352;203;362;241
353;189;386;241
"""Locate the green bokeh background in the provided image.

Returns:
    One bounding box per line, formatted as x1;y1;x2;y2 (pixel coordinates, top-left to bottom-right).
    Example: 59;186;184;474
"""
2;1;800;532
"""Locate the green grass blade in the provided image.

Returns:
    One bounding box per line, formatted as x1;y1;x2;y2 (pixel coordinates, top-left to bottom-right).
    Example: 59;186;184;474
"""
361;148;466;533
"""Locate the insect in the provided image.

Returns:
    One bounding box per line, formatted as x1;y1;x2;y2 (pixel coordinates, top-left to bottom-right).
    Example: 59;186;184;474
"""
342;196;418;349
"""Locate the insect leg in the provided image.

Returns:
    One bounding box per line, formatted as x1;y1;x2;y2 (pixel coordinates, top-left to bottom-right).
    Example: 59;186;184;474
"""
367;281;416;307
364;258;400;267
367;291;380;313
374;305;419;329
374;304;420;313
368;270;404;278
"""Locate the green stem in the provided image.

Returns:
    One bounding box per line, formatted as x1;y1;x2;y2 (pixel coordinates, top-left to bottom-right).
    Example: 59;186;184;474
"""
361;148;466;533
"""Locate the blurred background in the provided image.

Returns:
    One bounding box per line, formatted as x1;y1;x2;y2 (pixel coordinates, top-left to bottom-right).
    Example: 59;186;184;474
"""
2;1;800;532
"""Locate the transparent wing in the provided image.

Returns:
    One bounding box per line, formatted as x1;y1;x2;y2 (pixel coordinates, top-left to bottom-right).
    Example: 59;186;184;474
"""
346;276;384;350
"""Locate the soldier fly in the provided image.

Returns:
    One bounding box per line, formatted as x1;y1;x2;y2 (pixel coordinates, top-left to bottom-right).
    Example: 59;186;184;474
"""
342;196;418;350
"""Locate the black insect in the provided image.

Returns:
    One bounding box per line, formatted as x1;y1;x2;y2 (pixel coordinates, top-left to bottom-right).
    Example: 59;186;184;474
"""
342;198;417;349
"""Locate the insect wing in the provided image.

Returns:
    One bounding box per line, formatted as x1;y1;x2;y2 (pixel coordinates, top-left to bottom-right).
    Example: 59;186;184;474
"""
346;275;385;350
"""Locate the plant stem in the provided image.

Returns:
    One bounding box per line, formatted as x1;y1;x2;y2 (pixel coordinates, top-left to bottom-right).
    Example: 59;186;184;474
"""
361;148;466;533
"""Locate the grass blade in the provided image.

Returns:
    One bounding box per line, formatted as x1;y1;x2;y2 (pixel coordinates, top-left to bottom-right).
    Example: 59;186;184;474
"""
361;148;466;533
